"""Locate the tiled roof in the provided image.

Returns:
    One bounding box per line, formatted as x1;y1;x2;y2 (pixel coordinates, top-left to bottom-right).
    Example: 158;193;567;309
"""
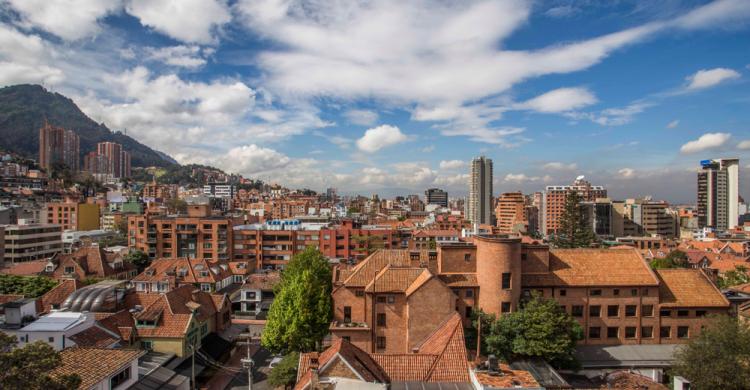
0;260;47;276
656;269;730;308
370;354;436;381
228;261;251;275
729;283;750;293
245;272;280;290
437;273;478;287
36;279;82;314
296;339;389;390
684;250;748;266
133;257;232;285
473;364;540;389
47;246;136;279
412;230;459;237
708;258;750;273
522;248;659;287
416;313;471;383
340;250;435;286
364;266;428;293
96;310;137;342
51;348;144;389
125;285;220;338
69;325;120;348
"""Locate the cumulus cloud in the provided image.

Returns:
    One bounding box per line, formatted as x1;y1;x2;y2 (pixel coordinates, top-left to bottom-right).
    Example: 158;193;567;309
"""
667;120;679;129
519;87;597;113
126;0;230;44
356;125;408;153
738;140;750;150
567;101;651;126
545;5;578;19
144;45;210;68
618;168;636;179
680;132;731;154
344;109;378;126
439;160;466;170
4;0;120;41
685;68;741;90
542;162;578;171
504;173;540;183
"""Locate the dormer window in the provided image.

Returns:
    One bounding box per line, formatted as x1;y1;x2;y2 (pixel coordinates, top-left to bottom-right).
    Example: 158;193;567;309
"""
64;266;75;274
200;271;209;277
46;265;54;272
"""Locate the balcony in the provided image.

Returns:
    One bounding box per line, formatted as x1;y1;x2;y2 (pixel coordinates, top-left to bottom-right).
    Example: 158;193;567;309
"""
330;321;369;330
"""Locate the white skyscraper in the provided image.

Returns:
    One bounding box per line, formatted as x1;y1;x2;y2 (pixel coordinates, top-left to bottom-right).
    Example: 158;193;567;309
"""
468;156;493;225
697;158;740;231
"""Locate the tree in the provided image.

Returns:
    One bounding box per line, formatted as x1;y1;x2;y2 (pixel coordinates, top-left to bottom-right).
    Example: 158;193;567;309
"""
124;249;151;272
483;295;583;369
650;250;689;269
717;265;750;289
672;315;750;389
0;333;81;389
0;275;59;298
166;198;187;214
551;191;597;248
262;247;333;354
268;352;299;388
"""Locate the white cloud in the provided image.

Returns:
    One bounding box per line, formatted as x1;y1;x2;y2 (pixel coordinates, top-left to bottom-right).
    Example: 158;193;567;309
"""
545;5;578;19
519;87;597;113
439;160;466;170
4;0;120;41
667;120;679;129
126;0;231;44
542;162;578;171
213;144;290;175
145;45;209;68
420;145;435;153
618;168;636;179
567;101;651;126
504;173;539;183
344;109;378;126
356;125;408;153
738;140;750;150
0;24;64;86
685;68;740;90
680;132;731;154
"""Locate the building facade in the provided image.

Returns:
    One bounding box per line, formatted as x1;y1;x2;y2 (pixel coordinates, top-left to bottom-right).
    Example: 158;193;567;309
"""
1;223;62;262
45;201;101;231
468;156;493;226
424;188;448;207
495;192;527;233
697;158;740;231
39;123;80;172
542;177;607;237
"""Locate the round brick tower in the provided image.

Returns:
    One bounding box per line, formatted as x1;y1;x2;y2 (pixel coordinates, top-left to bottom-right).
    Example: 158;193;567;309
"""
475;235;522;317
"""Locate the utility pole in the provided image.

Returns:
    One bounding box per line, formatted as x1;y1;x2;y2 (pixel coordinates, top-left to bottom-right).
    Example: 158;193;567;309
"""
240;339;254;390
188;343;196;390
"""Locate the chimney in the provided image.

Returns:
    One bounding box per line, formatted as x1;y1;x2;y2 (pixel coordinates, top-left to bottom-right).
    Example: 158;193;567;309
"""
487;354;499;375
309;353;320;389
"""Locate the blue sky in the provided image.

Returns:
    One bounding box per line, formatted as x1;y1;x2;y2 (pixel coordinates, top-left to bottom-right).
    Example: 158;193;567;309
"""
1;0;749;202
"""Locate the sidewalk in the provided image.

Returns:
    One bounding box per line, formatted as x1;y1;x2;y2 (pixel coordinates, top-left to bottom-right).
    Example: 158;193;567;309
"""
201;343;259;390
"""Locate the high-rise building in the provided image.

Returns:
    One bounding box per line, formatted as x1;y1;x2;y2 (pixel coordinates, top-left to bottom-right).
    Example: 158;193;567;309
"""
468;156;493;225
424;188;448;207
542;176;607;237
697;158;740;231
39;123;80;172
495;192;526;233
96;142;131;178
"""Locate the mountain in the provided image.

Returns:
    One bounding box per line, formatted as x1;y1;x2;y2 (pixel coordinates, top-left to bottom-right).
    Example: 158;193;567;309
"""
0;84;176;167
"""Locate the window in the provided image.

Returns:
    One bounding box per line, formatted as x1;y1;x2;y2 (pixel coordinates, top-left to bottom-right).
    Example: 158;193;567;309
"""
387;295;395;304
677;326;689;339
245;291;256;300
642;326;653;338
376;336;386;350
660;326;671;338
201;284;211;292
48;336;54;343
607;327;619;339
677;310;689;317
625;305;637;317
642;288;649;296
589;305;601;317
590;289;602;296
641;305;654;317
342;336;351;342
465;289;474;298
613;288;620;296
630;288;638;297
343;306;351;323
110;367;131;388
696;310;707;317
355;290;365;297
465;306;473;318
559;305;566;313
558;289;566;297
377;313;386;327
464;253;471;262
501;273;511;289
607;305;619;317
376;296;386;303
64;266;74;274
501;302;511;313
589;327;601;339
142;340;153;350
625;327;637;339
660;309;671;317
571;305;584;317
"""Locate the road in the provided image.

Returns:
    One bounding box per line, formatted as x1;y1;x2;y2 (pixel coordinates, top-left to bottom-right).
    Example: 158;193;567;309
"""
228;345;274;390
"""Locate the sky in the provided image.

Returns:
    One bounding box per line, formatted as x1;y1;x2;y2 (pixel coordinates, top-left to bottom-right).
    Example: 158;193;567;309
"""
1;0;749;202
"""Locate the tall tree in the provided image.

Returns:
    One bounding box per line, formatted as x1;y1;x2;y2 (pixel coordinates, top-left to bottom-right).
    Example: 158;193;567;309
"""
0;333;81;389
483;295;583;369
262;247;333;353
672;315;750;389
552;191;597;248
124;249;151;272
268;352;299;388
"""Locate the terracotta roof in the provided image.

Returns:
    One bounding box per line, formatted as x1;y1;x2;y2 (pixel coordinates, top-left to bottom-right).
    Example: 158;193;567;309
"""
708;258;750;274
437;273;478;287
416;313;471;383
340;250;435;286
69;325;120;348
228;261;251;275
601;370;669;389
245;272;280;291
133;257;232;285
684;250;748;266
0;294;24;305
729;283;750;293
412;230;459;237
364;266;428;293
296;339;389;390
370;354;436;381
51;348;144;389
46;246;136;279
656;269;730;308
473;364;540;389
36;279;83;314
522;248;659;287
0;260;48;276
96;310;137;342
125;285;221;338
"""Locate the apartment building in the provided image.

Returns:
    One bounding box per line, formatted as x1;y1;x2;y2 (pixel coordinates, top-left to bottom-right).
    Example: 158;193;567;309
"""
329;237;729;354
39;123;80;172
45;201;100;231
96;141;131;178
131;257;235;293
142;181;178;202
495;192;527;233
1;223;62;262
424;188;448;207
542;177;607;236
698;158;740;230
128;204;231;261
468;156;493;225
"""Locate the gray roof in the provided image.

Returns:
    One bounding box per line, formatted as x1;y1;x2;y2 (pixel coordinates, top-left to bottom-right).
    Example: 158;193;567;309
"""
510;359;571;389
575;344;680;368
130;366;189;390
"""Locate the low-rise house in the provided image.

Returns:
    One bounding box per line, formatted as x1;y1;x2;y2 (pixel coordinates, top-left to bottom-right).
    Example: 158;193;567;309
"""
12;311;95;351
51;347;144;390
42;245;138;281
232;271;279;317
36;279;83;314
131;257;234;293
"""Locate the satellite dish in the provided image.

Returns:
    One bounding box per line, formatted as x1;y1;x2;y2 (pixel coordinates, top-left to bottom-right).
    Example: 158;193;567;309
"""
576;175;585;181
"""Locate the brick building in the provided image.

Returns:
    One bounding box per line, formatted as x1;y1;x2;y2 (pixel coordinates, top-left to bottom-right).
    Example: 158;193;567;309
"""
39;123;80;172
329;236;729;353
542;178;607;236
46;201;101;231
495;192;527;233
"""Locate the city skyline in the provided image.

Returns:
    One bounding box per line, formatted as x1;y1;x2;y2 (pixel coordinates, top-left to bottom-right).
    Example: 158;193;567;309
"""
1;1;750;202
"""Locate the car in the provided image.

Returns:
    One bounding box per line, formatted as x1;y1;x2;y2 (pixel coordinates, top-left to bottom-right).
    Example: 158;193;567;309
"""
268;356;283;369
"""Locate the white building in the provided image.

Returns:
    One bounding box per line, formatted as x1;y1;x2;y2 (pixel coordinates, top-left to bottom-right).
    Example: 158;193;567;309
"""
12;311;95;351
